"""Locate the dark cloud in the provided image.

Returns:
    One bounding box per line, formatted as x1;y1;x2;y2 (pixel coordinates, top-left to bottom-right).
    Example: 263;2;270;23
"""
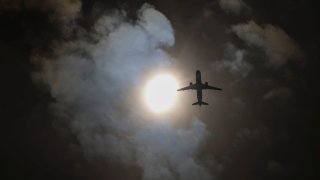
231;20;304;68
232;98;246;108
266;160;286;174
0;0;81;17
263;86;292;100
213;43;252;80
219;0;250;15
2;0;318;180
0;0;82;32
232;127;270;149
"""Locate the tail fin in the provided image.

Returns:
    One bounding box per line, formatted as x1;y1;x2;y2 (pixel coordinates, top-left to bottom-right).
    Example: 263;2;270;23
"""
192;101;208;106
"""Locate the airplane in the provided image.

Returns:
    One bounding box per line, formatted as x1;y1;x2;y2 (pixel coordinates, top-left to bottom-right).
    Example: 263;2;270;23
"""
177;70;222;106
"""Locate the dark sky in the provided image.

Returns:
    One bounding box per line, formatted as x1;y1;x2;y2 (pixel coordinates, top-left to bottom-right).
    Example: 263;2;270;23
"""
1;0;319;180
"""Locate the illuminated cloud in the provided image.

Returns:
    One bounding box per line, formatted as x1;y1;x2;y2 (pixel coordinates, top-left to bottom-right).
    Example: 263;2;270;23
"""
32;3;211;179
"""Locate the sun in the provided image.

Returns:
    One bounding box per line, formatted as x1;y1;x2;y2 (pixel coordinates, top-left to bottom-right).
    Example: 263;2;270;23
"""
144;74;178;113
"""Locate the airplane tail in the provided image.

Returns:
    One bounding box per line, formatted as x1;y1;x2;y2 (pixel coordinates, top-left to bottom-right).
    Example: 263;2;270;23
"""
192;101;208;106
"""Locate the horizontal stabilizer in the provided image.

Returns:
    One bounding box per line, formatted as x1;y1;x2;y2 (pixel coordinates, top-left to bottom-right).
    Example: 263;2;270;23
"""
192;101;208;106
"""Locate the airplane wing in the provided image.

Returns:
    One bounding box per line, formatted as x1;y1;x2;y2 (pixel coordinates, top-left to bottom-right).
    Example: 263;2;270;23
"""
177;84;197;91
203;84;222;90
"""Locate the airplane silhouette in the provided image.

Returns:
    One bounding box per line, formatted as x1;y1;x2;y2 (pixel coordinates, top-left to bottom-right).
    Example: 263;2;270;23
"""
177;70;222;106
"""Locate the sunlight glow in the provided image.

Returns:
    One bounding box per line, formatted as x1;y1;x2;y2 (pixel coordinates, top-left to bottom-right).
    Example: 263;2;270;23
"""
144;74;178;113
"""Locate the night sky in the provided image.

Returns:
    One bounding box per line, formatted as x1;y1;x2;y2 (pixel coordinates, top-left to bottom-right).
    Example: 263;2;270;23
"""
2;0;319;180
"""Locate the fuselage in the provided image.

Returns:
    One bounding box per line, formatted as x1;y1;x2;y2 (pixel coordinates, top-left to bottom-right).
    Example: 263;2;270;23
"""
196;70;201;84
196;70;202;103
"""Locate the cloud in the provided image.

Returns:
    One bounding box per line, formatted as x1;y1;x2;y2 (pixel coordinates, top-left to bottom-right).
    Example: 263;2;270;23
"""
135;119;211;180
0;0;81;31
232;98;246;108
231;21;304;68
266;160;285;174
263;86;292;100
264;25;304;68
233;127;270;149
32;3;212;180
0;0;81;16
231;21;265;47
213;43;252;79
219;0;250;15
203;8;213;19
